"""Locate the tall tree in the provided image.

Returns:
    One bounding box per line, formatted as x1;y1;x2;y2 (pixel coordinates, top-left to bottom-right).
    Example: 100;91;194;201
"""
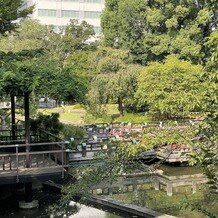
136;55;207;118
48;19;96;69
0;19;55;52
0;19;96;105
0;0;33;35
87;57;142;116
101;0;217;64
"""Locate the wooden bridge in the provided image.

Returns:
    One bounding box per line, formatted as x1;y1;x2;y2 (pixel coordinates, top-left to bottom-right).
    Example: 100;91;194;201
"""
67;137;192;164
69;120;200;163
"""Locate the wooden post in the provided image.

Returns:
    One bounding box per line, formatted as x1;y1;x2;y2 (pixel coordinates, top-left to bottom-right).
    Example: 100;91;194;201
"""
11;94;16;141
82;143;87;157
24;92;30;168
25;182;33;202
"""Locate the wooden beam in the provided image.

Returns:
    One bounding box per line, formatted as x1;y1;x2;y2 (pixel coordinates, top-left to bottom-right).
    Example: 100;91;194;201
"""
11;94;16;141
24;92;30;168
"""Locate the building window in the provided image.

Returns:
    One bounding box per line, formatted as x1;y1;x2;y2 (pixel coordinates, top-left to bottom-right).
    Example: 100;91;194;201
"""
62;10;80;18
84;0;102;3
84;11;101;19
38;9;57;17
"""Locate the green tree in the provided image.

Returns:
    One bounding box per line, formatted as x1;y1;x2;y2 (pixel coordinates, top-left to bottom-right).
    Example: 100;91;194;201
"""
204;31;218;72
88;65;142;116
47;69;89;104
101;0;217;64
47;19;96;69
87;48;141;115
136;55;207;118
0;0;33;35
0;19;55;52
0;19;96;105
39;20;96;103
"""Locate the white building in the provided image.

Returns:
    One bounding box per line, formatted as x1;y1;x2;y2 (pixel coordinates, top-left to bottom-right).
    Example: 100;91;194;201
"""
24;0;105;35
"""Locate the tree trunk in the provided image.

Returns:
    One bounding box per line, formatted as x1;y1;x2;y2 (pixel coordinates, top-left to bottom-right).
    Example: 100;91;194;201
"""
118;97;124;116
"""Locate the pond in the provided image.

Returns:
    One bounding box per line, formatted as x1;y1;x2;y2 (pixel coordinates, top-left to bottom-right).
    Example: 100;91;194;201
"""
0;189;127;218
101;165;218;218
0;165;216;218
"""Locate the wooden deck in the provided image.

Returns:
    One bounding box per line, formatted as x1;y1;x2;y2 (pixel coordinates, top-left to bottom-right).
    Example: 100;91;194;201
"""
0;142;68;185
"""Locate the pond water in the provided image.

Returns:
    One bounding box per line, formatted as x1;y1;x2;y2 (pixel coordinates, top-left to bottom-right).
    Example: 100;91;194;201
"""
0;164;216;218
102;165;218;218
0;190;125;218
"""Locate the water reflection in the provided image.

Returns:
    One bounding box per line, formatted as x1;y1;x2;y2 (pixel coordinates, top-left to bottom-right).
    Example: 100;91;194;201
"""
0;191;123;218
93;165;217;218
67;201;121;218
91;165;207;197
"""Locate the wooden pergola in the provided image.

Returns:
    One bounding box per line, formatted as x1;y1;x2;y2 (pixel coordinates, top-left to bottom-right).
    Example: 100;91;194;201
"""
0;92;68;205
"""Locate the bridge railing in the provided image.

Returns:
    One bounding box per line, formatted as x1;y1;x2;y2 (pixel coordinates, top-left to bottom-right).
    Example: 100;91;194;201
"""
0;142;68;182
83;121;201;140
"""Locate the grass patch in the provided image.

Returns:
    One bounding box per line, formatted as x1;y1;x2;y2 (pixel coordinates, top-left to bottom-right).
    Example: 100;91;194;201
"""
38;105;86;124
38;104;152;124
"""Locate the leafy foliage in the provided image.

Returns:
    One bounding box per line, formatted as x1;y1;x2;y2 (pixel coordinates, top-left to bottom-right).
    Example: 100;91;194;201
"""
0;0;33;35
136;56;207;118
59;141;147;203
30;113;63;141
101;0;217;64
0;60;43;95
60;124;85;141
191;112;218;191
87;48;142;115
0;19;95;104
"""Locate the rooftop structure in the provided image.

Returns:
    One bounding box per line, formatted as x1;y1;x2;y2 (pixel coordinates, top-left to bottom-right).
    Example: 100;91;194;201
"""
24;0;105;35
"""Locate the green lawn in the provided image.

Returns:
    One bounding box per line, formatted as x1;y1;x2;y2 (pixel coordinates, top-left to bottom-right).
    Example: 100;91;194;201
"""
38;104;86;125
38;104;152;125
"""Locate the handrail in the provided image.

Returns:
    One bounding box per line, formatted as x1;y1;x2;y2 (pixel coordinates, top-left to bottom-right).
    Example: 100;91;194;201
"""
0;141;66;149
0;128;25;133
0;150;64;157
0;142;68;181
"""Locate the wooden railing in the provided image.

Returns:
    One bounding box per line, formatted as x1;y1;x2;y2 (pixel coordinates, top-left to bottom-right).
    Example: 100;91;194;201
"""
0;142;68;182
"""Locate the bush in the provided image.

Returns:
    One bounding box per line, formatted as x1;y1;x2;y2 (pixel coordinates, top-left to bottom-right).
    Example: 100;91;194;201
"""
30;113;63;141
60;124;85;141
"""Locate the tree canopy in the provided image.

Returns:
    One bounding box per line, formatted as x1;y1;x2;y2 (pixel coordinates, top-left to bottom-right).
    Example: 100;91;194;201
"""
87;47;142;115
136;55;207;118
0;19;96;104
101;0;218;64
0;0;33;35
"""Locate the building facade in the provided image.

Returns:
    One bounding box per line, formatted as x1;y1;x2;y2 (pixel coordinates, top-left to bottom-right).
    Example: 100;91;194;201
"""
24;0;105;34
